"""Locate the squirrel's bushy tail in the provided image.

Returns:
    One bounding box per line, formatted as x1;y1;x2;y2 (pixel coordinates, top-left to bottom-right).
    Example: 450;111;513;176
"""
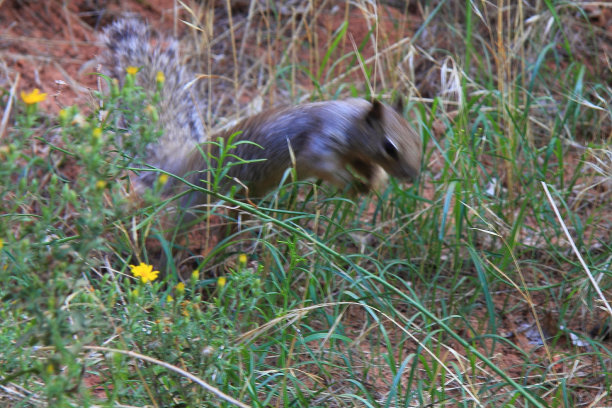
99;18;206;188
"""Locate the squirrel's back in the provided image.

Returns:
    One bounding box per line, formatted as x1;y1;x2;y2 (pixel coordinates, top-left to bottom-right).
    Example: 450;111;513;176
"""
206;98;421;196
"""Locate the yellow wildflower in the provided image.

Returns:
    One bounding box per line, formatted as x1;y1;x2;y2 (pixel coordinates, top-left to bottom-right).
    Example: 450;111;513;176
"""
156;71;165;83
167;295;174;303
21;88;47;105
126;66;139;75
92;127;102;139
190;270;200;286
0;238;3;250
238;253;247;267
95;180;107;190
217;276;226;288
158;174;169;186
176;282;185;294
129;262;159;284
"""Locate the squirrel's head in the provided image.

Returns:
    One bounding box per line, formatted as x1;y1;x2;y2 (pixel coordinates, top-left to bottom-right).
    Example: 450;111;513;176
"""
362;99;422;182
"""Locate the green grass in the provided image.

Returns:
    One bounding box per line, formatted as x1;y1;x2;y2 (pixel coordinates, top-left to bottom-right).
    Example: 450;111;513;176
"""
1;0;611;407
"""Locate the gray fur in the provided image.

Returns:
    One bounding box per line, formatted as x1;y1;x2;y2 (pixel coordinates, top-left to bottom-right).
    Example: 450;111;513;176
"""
100;19;422;216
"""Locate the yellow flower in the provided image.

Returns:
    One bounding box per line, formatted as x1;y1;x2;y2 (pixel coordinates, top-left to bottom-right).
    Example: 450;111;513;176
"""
21;88;47;105
156;71;165;84
95;180;107;190
167;295;174;303
126;66;139;75
0;238;3;250
190;270;200;286
92;127;102;139
217;276;226;288
176;282;185;294
158;174;169;186
238;253;247;267
129;262;159;284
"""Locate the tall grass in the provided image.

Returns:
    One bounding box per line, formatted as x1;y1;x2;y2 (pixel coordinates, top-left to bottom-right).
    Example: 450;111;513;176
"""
1;0;610;406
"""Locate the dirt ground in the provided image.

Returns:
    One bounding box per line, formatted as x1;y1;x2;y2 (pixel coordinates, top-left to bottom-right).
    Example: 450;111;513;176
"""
1;0;610;405
1;0;175;111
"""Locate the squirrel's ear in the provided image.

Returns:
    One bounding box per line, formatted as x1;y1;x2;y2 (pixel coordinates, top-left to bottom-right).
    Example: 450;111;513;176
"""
366;99;384;124
393;96;404;114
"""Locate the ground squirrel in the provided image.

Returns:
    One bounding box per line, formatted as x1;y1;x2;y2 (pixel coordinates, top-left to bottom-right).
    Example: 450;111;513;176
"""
99;18;421;219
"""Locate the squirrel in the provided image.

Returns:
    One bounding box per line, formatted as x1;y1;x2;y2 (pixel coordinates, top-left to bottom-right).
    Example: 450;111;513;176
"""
99;18;421;223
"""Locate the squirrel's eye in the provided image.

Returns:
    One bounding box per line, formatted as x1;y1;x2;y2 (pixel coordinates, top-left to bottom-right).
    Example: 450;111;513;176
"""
383;138;399;160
